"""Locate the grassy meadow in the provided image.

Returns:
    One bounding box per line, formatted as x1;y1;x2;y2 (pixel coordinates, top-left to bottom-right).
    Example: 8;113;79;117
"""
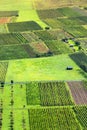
5;55;87;82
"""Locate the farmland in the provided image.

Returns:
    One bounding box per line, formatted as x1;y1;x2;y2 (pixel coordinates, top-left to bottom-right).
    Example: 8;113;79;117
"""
34;0;87;9
45;40;73;55
67;81;87;104
73;106;87;130
7;21;42;32
0;0;87;130
29;107;81;130
5;55;87;82
38;81;73;106
70;52;87;72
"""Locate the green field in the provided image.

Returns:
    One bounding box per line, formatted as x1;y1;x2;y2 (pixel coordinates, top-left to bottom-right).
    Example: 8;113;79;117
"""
5;54;87;82
0;0;33;10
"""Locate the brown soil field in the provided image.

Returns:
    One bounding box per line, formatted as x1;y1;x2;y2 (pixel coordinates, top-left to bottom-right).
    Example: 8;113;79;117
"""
30;42;49;54
67;81;87;105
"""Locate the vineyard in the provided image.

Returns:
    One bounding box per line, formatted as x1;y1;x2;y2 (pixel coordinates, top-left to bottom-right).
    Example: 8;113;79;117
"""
73;106;87;130
38;81;73;106
29;107;81;130
26;81;73;106
0;0;87;130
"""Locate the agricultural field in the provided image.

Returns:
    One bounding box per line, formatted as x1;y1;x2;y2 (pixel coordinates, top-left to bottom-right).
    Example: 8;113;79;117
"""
38;81;73;106
0;45;31;60
73;106;87;130
44;18;62;29
0;83;29;130
0;33;28;45
34;0;87;9
7;21;42;32
0;25;7;33
26;81;73;106
29;107;81;130
70;52;87;72
5;54;87;82
0;82;87;130
0;0;87;130
0;0;33;10
0;43;50;60
45;40;73;55
77;38;87;52
0;62;8;82
21;32;41;43
67;81;87;104
29;41;49;55
0;11;18;17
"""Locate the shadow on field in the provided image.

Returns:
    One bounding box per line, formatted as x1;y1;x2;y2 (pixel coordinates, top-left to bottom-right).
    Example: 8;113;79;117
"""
77;69;87;79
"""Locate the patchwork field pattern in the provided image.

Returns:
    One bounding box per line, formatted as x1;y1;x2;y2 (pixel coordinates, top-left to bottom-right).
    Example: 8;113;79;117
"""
26;81;73;106
0;2;87;130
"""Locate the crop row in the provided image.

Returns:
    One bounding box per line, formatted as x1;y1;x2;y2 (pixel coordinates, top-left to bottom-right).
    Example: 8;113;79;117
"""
73;106;87;130
0;45;31;60
29;107;81;130
26;81;73;106
0;62;8;82
37;7;82;19
64;26;87;38
45;40;72;55
7;21;42;32
0;84;29;130
0;33;28;45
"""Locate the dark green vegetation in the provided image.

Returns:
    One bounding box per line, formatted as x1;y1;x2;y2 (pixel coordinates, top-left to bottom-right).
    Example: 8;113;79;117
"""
70;52;87;72
0;45;30;60
64;26;87;38
7;21;42;32
0;33;28;45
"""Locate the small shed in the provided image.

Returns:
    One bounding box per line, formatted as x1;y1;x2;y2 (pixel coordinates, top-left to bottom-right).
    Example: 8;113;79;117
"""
66;66;73;70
